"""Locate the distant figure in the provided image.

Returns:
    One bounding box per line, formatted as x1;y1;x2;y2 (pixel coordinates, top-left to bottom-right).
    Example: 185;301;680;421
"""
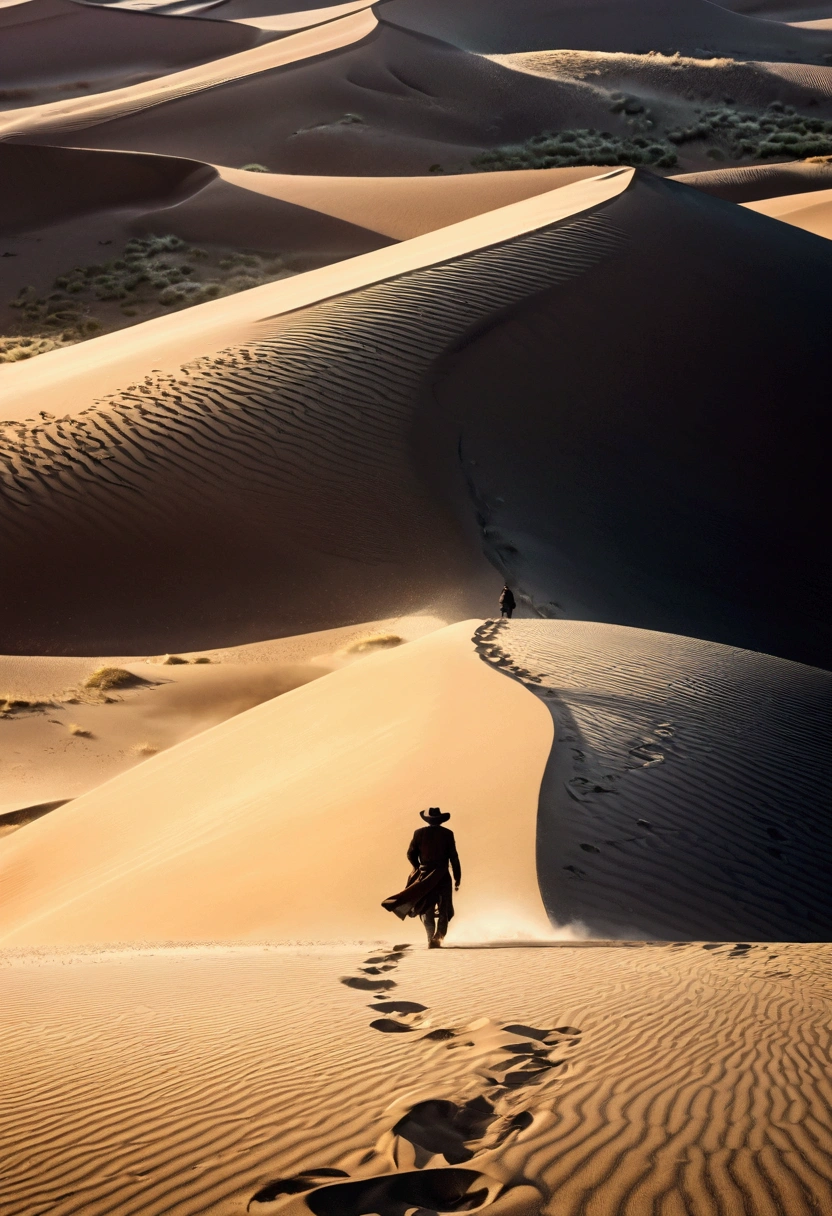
499;585;516;619
382;808;461;948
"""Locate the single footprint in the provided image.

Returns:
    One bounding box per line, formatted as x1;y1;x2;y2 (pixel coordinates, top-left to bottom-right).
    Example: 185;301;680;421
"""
391;1095;527;1165
341;976;397;992
249;1169;349;1207
370;1018;414;1034
370;1001;427;1014
502;1024;555;1042
303;1169;516;1216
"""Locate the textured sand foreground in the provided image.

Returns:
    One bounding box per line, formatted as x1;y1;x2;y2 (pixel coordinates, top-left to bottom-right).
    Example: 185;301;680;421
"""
1;940;830;1216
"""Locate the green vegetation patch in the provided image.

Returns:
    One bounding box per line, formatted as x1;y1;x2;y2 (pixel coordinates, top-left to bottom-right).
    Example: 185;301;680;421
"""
471;101;832;174
1;236;287;364
666;101;832;160
472;129;679;171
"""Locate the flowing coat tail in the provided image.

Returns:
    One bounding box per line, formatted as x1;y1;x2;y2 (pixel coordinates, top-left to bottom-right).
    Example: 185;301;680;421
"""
382;866;454;923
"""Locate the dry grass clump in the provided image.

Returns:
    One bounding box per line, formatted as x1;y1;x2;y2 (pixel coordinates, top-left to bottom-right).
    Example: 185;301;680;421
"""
347;633;405;654
68;722;92;737
162;654;188;665
1;236;289;364
0;695;50;717
84;666;139;691
132;742;158;757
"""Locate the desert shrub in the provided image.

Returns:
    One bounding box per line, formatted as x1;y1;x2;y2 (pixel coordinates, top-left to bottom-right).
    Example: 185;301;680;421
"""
192;656;212;664
68;722;92;737
667;101;832;159
0;695;50;715
472;128;678;170
347;633;405;653
240;163;270;172
84;666;139;691
163;654;188;665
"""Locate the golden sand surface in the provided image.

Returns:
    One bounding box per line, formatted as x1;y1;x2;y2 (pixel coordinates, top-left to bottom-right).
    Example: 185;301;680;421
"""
1;939;830;1216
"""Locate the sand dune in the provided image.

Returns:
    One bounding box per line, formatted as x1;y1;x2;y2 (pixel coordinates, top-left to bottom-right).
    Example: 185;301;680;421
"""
1;939;829;1216
0;171;630;652
381;0;832;61
477;618;832;940
417;171;832;668
203;163;615;239
0;142;211;234
231;0;375;32
675;155;832;198
743;181;832;230
0;0;262;104
0;622;554;946
0;7;376;141
4;22;648;174
0;616;443;815
1;170;829;663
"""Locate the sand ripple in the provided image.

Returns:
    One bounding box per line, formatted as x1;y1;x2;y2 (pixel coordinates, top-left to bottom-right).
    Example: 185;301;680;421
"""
475;619;832;940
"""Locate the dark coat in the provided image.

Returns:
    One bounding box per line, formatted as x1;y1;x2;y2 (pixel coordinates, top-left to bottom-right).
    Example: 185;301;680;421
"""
499;587;516;611
382;825;461;922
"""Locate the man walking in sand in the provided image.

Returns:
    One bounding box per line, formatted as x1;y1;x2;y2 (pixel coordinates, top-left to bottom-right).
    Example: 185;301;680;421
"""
499;585;516;619
382;808;461;948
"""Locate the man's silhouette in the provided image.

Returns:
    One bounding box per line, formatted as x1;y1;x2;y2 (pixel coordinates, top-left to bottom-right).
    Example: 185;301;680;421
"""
382;808;461;948
499;585;516;618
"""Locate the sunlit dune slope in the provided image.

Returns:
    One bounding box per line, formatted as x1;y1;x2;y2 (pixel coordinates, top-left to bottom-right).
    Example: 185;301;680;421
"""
675;157;832;199
417;171;831;668
0;0;263;101
743;182;832;232
0;622;554;946
0;171;630;653
0;615;443;816
0;7;376;142
380;0;832;60
167;162;613;242
477;619;832;940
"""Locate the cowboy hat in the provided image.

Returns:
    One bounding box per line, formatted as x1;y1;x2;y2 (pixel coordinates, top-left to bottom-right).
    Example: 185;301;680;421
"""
420;807;450;823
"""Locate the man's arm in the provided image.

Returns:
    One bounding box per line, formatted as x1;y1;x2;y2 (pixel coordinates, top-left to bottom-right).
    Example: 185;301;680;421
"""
449;833;461;888
406;831;421;869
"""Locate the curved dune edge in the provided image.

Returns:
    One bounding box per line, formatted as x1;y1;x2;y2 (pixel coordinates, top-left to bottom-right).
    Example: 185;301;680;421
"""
475;620;832;940
213;163;616;239
0;622;555;947
0;168;633;420
0;7;377;140
233;0;374;30
743;185;832;235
